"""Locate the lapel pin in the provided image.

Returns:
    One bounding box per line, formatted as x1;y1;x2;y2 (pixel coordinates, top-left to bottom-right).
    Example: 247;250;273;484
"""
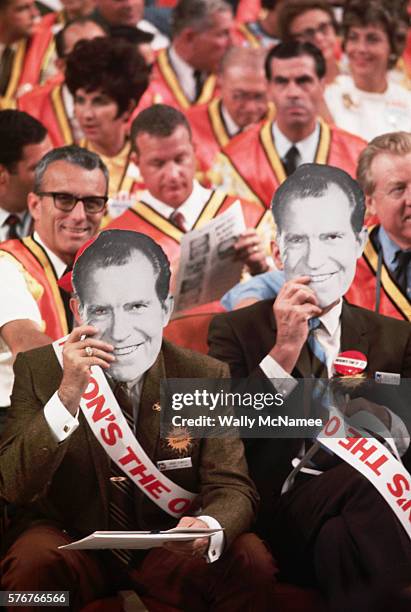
152;402;161;412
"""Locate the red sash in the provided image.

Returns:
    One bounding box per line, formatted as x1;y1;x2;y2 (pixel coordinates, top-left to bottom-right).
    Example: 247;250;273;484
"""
345;226;411;321
220;120;366;207
134;48;219;116
18;75;74;147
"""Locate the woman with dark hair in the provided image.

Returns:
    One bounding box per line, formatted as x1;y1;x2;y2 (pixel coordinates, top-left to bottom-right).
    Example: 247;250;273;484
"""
277;0;341;85
65;36;150;209
325;0;411;140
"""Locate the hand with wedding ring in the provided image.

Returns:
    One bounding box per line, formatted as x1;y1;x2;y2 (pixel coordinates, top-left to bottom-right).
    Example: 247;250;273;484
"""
58;325;115;416
233;229;268;275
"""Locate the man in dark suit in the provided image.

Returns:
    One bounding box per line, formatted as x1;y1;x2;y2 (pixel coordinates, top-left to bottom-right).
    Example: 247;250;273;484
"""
208;164;411;609
0;229;276;611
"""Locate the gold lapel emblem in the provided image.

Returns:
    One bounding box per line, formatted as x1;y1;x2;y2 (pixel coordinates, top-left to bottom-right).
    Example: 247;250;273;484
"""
152;402;161;412
165;426;193;455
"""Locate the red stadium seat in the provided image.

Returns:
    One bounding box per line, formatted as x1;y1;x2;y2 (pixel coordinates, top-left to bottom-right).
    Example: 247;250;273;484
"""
164;305;224;354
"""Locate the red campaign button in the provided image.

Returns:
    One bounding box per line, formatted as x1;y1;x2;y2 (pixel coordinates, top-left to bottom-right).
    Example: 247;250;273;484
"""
333;351;367;376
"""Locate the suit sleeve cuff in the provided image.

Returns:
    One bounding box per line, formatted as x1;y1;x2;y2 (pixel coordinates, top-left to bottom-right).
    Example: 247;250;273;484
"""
197;515;225;563
44;391;79;442
259;355;298;397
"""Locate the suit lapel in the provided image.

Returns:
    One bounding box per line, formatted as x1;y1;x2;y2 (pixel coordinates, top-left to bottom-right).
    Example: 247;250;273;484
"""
340;302;369;369
136;350;164;458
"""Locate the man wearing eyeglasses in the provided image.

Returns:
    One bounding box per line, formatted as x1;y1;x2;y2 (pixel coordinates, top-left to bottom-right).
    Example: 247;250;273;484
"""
0;145;108;411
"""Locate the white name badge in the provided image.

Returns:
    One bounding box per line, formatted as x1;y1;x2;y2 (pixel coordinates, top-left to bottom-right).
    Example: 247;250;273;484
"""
375;371;401;386
157;458;193;471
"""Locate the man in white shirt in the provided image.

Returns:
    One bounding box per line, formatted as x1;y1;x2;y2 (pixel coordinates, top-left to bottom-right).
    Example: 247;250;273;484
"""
0;145;107;408
187;46;270;181
0;229;275;611
208;163;411;607
212;41;366;207
0;110;51;243
106;104;273;280
135;0;233;113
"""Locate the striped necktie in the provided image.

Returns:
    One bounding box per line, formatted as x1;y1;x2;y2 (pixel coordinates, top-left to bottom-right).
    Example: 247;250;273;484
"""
307;317;328;378
109;382;136;566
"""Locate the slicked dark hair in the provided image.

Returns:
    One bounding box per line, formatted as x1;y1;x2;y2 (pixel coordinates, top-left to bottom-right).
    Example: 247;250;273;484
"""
65;37;149;115
34;145;109;192
131;104;192;152
0;110;47;171
265;40;326;80
271;163;365;235
72;229;171;305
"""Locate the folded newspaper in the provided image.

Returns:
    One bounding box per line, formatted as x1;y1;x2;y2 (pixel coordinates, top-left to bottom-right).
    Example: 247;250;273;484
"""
59;528;223;550
173;201;246;312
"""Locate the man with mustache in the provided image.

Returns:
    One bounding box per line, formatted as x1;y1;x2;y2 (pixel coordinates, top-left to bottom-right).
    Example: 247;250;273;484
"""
208;163;411;607
212;41;366;207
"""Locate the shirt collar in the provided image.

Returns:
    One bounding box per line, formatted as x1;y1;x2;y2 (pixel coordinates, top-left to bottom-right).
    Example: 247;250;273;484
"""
140;180;212;231
0;41;18;55
168;45;198;101
0;207;26;226
318;298;342;337
32;231;68;279
220;103;241;138
272;121;320;164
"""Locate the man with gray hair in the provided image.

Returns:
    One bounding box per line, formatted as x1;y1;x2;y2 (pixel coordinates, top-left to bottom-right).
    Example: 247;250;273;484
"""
345;131;411;321
0;145;108;410
136;0;233;113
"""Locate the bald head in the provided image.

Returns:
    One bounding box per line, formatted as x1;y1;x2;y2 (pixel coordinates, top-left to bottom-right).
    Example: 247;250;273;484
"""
219;47;268;129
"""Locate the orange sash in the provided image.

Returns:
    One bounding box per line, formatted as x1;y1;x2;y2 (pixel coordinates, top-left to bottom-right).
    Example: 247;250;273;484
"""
0;237;69;337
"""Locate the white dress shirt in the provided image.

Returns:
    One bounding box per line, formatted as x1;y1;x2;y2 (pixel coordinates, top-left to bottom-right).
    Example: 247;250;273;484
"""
0;208;32;242
272;121;321;166
61;84;83;142
139;180;213;231
0;232;66;406
168;46;202;103
220;103;241;138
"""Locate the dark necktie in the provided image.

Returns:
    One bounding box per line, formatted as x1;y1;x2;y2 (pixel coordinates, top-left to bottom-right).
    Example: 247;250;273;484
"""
170;210;187;231
0;46;14;97
4;214;20;240
109;382;136;566
283;145;300;177
393;250;411;294
59;266;74;330
193;69;205;101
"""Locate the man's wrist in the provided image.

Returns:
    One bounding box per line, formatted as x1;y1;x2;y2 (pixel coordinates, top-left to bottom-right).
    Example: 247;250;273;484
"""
269;343;300;374
57;386;80;416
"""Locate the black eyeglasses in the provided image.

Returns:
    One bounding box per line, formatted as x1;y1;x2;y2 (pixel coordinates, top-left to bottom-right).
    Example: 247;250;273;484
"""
293;21;334;42
36;191;108;214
